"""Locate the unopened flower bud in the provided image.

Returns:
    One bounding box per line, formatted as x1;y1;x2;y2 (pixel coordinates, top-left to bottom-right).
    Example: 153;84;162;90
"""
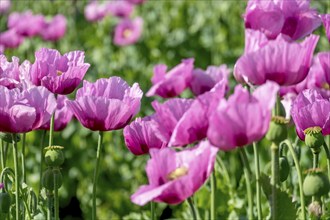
303;169;329;197
308;201;322;218
279;156;290;182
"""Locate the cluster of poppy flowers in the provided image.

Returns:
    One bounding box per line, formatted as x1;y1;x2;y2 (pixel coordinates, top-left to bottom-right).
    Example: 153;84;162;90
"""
124;0;330;207
0;9;67;53
84;0;145;46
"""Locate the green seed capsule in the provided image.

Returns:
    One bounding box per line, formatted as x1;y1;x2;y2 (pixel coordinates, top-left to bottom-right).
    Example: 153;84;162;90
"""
266;117;288;145
303;171;330;197
45;147;64;167
279;156;290;182
0;192;11;213
42;168;63;190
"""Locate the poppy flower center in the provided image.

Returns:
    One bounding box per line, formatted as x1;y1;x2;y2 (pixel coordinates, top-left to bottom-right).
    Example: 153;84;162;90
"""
123;29;133;38
322;83;330;90
57;70;63;76
166;167;188;181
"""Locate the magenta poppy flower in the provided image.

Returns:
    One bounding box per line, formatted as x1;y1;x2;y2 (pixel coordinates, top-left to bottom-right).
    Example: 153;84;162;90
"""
40;14;67;42
106;0;133;18
0;86;56;133
131;140;218;205
189;65;230;96
0;29;24;49
234;30;318;86
123;115;167;155
66;76;143;131
8;11;45;37
146;59;194;98
244;0;321;40
0;0;11;14
151;98;193;143
113;17;143;46
207;81;279;150
84;1;108;22
125;0;146;4
291;89;330;140
39;95;73;131
30;48;90;95
322;14;330;42
318;52;330;85
169;80;227;147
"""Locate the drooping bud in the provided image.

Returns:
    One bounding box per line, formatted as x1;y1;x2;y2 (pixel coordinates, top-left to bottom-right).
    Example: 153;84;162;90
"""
0;192;11;213
303;168;330;197
304;127;324;151
44;146;64;167
266;116;289;145
279;156;290;182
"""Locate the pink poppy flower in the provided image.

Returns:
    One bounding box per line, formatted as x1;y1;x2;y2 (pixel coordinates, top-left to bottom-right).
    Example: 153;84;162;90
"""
39;95;73;131
106;0;134;18
189;65;230;96
131;140;218;205
244;0;321;40
66;76;143;131
0;55;21;89
234;30;318;86
291;89;330;140
30;48;90;95
84;1;108;22
125;0;146;5
8;11;45;37
113;17;143;46
0;29;24;49
207;81;279;150
0;0;11;14
40;14;67;42
0;86;56;133
123;114;167;155
147;58;194;98
322;14;330;42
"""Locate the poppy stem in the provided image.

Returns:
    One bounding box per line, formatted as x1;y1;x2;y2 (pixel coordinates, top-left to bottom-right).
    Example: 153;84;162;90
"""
210;171;216;220
271;142;279;220
11;134;20;220
282;140;306;220
253;142;262;220
22;133;26;183
322;140;330;181
187;197;197;220
92;131;104;220
239;148;253;220
0;140;4;170
151;201;155;220
38;130;47;198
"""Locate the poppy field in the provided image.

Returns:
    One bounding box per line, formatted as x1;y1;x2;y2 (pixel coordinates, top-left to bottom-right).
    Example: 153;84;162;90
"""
0;0;330;219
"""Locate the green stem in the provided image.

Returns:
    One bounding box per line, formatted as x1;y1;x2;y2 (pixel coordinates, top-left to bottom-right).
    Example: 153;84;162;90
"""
187;197;197;220
12;134;20;220
216;154;233;196
271;142;279;220
312;153;319;169
92;131;104;220
39;130;47;197
151;201;155;220
0;140;4;170
253;142;262;220
322;141;330;181
282;140;306;220
49;113;55;147
54;172;59;220
210;171;216;220
22;133;26;183
48;111;55;220
239;148;253;220
47;191;53;220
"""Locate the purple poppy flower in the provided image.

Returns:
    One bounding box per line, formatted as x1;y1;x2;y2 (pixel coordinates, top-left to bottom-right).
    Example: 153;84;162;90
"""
84;1;108;22
244;0;321;40
0;29;24;49
66;76;143;131
40;14;67;42
123;114;167;155
291;89;330;140
151;98;193;143
125;0;146;4
0;0;11;14
131;140;218;205
322;14;330;42
0;86;56;133
189;65;230;96
207;81;279;150
146;58;194;98
234;30;318;86
318;52;330;86
8;11;45;37
106;0;134;18
0;55;20;89
30;48;90;95
39;95;73;131
169;80;227;147
113;17;143;46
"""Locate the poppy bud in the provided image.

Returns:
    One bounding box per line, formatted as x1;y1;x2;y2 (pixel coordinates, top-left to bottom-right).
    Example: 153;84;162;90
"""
279;156;290;182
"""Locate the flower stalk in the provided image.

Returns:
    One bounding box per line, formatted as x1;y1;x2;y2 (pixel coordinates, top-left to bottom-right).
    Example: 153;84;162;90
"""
187;197;197;220
210;171;216;220
271;142;279;220
12;134;20;220
253;142;262;220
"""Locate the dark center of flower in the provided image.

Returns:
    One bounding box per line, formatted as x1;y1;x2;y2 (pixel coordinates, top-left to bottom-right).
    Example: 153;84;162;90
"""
166;167;188;181
304;126;322;135
57;70;63;76
123;29;133;38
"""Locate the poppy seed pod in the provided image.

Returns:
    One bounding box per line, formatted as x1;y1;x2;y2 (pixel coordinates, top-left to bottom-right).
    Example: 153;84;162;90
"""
45;146;64;167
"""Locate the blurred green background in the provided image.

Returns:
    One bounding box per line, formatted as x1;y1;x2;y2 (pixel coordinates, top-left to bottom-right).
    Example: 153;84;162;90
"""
1;0;330;219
